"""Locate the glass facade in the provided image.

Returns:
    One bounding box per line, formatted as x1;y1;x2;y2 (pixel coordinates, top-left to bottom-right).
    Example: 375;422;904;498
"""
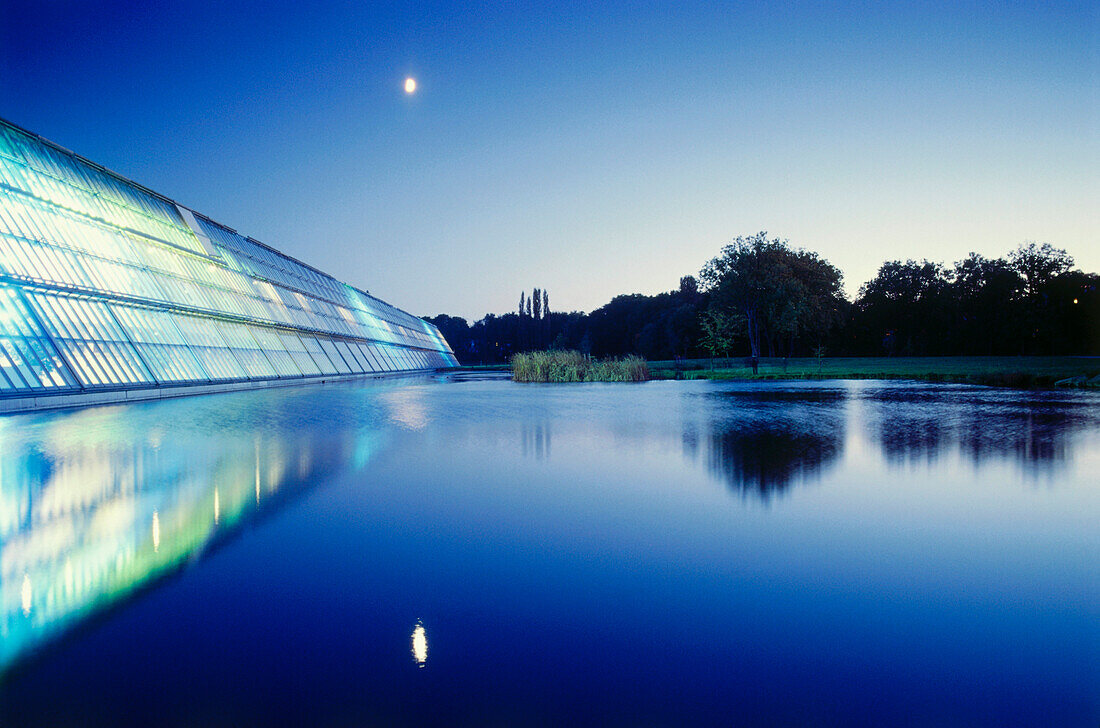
0;117;457;402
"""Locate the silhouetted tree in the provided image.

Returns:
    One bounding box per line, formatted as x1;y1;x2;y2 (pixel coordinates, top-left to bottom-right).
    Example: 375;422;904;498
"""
1010;242;1074;297
542;289;551;350
700;232;844;358
854;259;951;355
428;240;1094;363
680;275;698;298
1008;243;1076;353
949;253;1023;354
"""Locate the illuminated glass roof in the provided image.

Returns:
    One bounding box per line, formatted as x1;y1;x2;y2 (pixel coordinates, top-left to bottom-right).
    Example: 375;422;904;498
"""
0;117;457;398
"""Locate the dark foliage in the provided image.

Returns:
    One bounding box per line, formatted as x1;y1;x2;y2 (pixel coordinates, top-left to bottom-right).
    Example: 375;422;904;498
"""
425;282;707;364
844;244;1097;356
699;232;845;358
426;241;1097;364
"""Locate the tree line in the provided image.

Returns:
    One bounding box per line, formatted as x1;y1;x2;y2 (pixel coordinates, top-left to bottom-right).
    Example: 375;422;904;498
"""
425;234;1098;364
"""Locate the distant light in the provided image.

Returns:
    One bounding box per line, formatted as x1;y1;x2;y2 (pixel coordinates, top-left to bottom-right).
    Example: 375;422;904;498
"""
404;77;417;94
255;440;262;503
411;622;427;666
1073;298;1078;304
21;574;31;616
152;511;160;552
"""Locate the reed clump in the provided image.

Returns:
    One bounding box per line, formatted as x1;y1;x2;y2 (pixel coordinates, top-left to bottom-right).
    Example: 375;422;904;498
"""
511;350;650;382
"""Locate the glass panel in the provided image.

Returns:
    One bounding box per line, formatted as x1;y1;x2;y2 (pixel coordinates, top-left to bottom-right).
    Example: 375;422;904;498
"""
168;313;247;381
214;320;277;379
110;304;209;383
277;333;321;376
318;338;351;374
361;344;380;370
299;335;338;375
334;340;365;373
370;344;393;371
246;325;301;378
377;345;398;371
24;291;151;388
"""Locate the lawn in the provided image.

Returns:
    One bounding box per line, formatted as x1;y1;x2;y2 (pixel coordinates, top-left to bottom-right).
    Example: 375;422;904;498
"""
647;356;1100;388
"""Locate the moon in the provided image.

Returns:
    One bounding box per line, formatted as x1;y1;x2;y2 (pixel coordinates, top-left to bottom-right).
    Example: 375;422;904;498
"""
404;77;417;94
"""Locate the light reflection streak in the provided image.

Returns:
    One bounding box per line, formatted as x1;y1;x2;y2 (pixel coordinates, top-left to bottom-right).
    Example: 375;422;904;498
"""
255;440;261;504
383;388;429;431
0;401;384;677
20;574;30;616
411;622;427;667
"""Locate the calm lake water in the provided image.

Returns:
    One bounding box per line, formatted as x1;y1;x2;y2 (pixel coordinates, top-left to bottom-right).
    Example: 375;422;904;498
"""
0;375;1097;726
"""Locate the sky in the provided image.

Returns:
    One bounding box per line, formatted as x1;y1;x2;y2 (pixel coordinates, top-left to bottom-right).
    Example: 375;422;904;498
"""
1;1;1096;321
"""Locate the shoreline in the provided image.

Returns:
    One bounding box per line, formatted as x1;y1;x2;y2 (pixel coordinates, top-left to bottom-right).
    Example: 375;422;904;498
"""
447;356;1100;390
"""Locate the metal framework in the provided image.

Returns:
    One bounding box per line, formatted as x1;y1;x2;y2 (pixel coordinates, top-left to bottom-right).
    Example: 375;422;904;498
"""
0;116;457;407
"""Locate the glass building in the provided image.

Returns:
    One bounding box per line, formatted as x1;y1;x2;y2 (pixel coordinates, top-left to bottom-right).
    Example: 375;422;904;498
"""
0;117;457;411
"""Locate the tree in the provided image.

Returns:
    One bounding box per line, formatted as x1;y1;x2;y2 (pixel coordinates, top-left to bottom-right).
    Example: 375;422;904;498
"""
1010;242;1074;297
1042;270;1100;354
699;309;738;358
667;303;702;358
949;253;1024;354
542;289;551;351
854;259;951;355
1008;243;1076;353
433;241;1092;362
679;275;698;297
699;232;844;358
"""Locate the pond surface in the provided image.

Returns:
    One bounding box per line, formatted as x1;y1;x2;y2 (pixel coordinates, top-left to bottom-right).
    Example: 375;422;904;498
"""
0;376;1097;726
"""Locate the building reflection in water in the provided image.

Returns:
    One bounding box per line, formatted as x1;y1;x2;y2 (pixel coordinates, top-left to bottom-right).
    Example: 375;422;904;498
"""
381;386;431;431
696;386;847;501
521;419;551;461
411;622;427;667
20;575;30;617
0;393;385;677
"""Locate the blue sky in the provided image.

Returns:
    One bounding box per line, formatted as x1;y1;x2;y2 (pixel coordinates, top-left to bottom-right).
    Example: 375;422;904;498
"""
2;1;1096;320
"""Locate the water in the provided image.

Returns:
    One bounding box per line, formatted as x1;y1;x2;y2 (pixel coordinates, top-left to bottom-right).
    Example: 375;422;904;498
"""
0;376;1097;726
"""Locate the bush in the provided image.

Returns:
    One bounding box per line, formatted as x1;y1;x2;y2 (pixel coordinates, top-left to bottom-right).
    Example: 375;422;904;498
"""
511;351;650;382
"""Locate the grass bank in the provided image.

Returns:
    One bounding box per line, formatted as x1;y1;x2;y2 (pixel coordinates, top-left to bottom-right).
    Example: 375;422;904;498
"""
647;356;1100;389
512;351;650;382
